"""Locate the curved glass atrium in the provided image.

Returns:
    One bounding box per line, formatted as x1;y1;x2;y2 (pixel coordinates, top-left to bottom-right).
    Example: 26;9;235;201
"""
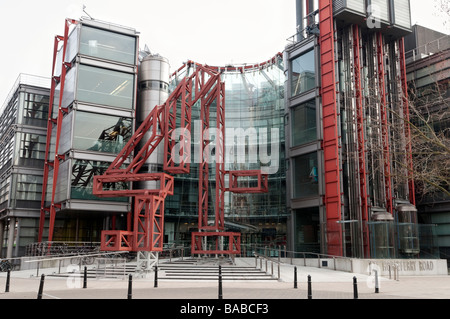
165;56;287;253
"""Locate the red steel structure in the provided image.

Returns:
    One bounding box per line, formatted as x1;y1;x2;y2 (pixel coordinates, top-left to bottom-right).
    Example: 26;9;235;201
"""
92;60;268;254
318;0;343;256
39;18;270;254
38;19;78;243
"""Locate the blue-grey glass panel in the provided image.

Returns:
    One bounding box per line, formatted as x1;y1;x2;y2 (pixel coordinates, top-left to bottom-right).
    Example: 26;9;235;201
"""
77;65;134;109
18;92;49;127
291;99;316;146
291;50;315;97
79;26;136;65
14;132;47;168
71;160;128;202
73;111;132;154
293;152;318;199
10;173;43;209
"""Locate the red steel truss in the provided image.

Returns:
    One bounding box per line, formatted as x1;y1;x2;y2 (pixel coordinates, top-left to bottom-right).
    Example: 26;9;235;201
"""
398;38;416;206
92;61;268;254
319;0;343;256
352;25;370;258
377;32;394;215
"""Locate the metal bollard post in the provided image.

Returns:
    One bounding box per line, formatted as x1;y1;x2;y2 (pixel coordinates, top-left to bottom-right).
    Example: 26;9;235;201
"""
294;267;298;289
154;265;158;288
218;265;223;300
128;274;133;299
307;275;312;299
37;274;45;299
5;270;10;293
374;270;379;293
353;276;358;299
83;266;87;289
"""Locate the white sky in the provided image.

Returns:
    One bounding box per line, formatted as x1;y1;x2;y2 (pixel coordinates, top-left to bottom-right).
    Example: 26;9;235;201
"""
0;0;448;106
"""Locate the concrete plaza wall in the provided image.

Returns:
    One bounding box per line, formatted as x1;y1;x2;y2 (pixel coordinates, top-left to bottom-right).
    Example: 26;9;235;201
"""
282;257;448;276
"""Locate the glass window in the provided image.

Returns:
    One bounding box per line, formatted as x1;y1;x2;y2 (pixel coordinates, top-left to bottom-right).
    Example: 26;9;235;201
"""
71;160;129;202
293;152;318;199
73;112;132;154
14;133;47;168
10;174;43;208
79;26;136;65
291;50;315;97
291;99;316;146
18;92;49;127
77;64;135;109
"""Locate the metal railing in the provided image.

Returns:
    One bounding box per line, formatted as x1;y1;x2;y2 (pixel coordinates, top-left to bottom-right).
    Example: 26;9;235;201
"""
252;245;355;273
405;34;450;62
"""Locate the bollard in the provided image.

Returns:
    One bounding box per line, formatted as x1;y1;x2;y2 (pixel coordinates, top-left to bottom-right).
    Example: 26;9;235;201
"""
353;276;358;299
154;265;158;288
83;266;87;289
294;267;298;289
37;274;45;299
5;270;10;293
218;265;223;299
128;274;133;299
307;275;312;299
374;270;379;293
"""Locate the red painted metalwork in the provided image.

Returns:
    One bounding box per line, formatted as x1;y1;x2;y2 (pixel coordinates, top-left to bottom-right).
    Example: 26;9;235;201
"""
38;34;64;242
228;170;269;194
352;25;370;258
191;232;241;255
92;60;267;255
319;0;343;256
376;32;394;215
38;19;78;243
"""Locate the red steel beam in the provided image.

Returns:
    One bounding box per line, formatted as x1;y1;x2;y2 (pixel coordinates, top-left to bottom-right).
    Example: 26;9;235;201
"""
191;232;241;255
38;34;64;242
39;19;78;243
319;0;343;256
228;170;269;194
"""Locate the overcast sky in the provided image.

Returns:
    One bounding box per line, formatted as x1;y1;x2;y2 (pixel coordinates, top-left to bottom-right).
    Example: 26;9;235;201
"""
0;0;448;106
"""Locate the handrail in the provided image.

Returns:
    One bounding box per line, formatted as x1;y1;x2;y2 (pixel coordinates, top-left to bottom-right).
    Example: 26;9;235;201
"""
251;245;355;273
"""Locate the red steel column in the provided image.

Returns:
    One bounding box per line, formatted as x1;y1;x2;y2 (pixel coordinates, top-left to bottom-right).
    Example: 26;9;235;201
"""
319;0;343;256
38;35;64;242
41;19;78;242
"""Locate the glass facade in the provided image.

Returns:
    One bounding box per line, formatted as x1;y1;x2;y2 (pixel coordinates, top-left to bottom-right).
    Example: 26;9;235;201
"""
292;152;318;199
14;132;47;168
10;174;43;209
166;58;287;250
290;49;315;96
71;159;129;202
77;64;135;109
291;99;316;146
17;92;49;127
79;26;137;65
73;112;132;154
